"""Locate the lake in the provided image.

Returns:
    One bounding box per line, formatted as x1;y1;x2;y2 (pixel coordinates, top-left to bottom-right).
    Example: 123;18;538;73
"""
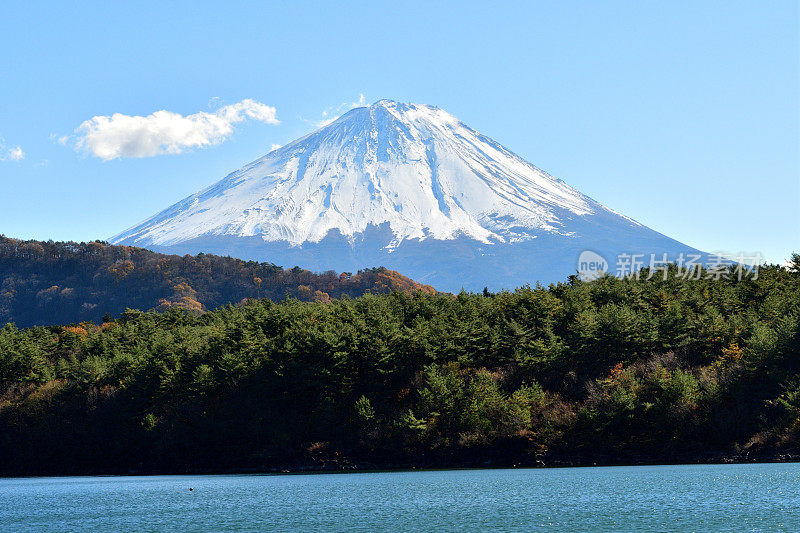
1;463;798;531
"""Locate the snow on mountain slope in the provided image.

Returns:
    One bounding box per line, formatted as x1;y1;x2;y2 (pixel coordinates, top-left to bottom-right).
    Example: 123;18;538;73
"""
113;100;634;247
111;99;700;291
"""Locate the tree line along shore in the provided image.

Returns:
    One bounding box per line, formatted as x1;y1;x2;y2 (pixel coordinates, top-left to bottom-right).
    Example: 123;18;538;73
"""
0;250;798;475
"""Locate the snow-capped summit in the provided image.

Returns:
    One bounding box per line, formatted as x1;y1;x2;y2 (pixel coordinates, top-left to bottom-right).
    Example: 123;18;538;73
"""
111;99;701;290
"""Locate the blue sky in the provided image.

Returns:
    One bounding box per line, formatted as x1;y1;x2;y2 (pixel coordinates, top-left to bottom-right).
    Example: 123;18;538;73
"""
0;1;797;263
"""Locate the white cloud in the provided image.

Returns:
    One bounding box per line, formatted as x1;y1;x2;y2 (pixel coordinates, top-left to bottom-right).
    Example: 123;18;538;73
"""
270;143;282;151
0;137;24;162
72;99;279;160
351;93;367;108
8;146;24;161
51;133;70;146
310;94;367;128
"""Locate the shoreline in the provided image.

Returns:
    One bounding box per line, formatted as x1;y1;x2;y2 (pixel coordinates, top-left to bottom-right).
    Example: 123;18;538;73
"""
3;451;799;479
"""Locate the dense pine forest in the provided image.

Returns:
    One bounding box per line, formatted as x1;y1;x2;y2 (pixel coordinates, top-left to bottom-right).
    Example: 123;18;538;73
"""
0;236;433;328
0;256;798;475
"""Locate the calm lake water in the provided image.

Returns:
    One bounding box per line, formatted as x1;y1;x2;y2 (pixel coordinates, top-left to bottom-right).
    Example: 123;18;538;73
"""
1;463;799;531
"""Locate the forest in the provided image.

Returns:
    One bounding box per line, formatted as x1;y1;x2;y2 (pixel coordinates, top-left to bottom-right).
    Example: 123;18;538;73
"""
0;255;798;475
0;235;433;328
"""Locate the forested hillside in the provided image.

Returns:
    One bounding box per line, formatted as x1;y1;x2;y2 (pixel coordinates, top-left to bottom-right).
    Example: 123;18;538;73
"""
0;236;434;327
0;257;797;475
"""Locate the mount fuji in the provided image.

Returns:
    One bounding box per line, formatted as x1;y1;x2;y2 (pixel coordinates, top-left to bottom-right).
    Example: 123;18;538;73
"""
111;99;702;291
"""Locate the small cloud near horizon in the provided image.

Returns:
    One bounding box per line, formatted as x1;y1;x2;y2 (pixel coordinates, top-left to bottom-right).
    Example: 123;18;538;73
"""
308;94;367;128
65;99;280;160
0;137;25;161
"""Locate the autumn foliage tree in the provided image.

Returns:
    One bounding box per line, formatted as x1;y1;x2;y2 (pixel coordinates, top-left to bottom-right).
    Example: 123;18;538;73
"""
0;235;434;327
